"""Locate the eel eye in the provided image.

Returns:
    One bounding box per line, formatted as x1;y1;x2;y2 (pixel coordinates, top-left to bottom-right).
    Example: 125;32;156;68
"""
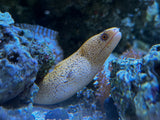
100;33;109;41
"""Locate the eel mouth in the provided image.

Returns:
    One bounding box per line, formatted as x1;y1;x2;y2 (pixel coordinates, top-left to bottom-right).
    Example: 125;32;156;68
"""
105;28;122;47
112;29;122;42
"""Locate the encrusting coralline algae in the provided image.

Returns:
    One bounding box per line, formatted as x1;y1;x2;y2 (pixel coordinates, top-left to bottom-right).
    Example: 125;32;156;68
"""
0;12;38;104
0;11;63;104
110;44;160;120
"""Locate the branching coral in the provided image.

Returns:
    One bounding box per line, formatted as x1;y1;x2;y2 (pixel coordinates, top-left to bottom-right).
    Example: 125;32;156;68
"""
120;48;145;59
95;68;111;108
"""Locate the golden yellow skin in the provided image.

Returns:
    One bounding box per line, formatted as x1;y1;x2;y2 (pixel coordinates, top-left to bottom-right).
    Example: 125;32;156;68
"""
34;27;122;105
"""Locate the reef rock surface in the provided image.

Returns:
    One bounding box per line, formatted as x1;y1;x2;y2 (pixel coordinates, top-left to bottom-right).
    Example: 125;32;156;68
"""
110;44;160;120
0;11;63;104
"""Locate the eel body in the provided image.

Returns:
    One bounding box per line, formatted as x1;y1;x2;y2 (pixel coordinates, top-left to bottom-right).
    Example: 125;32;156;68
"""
34;27;122;105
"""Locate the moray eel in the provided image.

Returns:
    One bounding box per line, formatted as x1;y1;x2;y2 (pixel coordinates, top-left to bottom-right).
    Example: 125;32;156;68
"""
34;27;122;105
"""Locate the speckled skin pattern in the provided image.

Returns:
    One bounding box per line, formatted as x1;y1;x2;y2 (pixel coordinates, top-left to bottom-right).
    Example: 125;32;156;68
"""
34;27;122;105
